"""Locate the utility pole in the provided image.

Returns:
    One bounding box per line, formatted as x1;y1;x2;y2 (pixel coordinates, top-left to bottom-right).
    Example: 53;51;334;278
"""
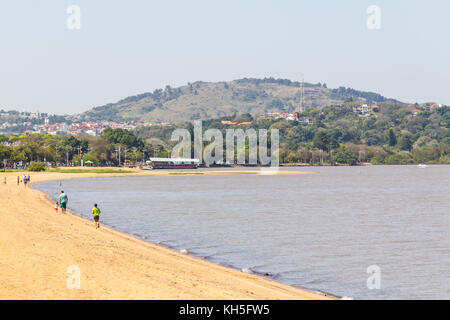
66;147;70;167
43;144;48;164
132;147;137;165
115;146;121;166
329;142;333;165
76;146;83;167
55;145;59;166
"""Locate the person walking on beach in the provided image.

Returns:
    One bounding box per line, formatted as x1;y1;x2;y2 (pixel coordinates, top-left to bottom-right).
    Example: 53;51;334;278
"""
23;175;28;187
92;203;101;229
17;175;20;186
59;190;68;213
27;175;30;185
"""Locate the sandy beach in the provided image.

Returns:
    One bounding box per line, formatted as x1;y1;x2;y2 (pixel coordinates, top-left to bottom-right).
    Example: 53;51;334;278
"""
0;169;330;300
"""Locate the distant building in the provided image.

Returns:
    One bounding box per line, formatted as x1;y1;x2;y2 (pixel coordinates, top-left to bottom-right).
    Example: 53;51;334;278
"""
221;121;253;126
353;104;370;115
298;116;315;125
429;103;442;111
85;130;98;136
261;112;298;121
261;112;314;124
369;105;379;113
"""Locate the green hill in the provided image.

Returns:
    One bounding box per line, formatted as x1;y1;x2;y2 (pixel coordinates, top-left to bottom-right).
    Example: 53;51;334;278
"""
80;78;402;123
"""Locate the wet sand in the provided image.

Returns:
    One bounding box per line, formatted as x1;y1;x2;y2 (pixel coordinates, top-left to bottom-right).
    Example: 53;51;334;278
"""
0;169;330;300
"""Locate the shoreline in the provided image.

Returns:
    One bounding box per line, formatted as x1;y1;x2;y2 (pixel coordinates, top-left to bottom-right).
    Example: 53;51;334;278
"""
0;169;333;300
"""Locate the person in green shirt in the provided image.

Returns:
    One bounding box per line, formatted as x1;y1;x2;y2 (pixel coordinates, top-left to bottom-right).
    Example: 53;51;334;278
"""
92;203;101;229
59;191;68;213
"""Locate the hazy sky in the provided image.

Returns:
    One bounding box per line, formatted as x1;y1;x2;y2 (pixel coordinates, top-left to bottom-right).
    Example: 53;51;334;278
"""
1;0;449;114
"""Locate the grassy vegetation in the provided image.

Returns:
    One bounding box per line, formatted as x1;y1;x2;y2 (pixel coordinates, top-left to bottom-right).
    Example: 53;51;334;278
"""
47;168;134;174
81;78;396;123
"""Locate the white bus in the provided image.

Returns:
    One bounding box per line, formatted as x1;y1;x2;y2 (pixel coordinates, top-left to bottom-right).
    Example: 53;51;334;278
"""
145;158;200;169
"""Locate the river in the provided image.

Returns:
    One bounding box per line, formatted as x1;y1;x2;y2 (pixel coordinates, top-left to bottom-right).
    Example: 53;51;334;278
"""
34;165;450;299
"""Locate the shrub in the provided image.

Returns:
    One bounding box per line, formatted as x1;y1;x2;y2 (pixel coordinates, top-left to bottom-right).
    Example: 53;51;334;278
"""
28;162;47;172
333;147;358;165
384;154;413;165
370;150;387;164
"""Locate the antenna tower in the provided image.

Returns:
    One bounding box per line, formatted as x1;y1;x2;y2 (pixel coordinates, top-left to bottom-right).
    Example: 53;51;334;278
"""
299;74;305;113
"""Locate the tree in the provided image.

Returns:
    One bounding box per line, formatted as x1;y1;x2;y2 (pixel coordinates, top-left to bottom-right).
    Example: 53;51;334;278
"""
387;128;397;146
384;153;413;165
84;136;113;165
285;151;300;163
28;162;46;171
398;135;413;151
0;145;13;167
333;147;358;165
313;130;329;151
412;145;441;163
298;148;311;163
311;149;327;164
102;128;144;149
235;113;253;122
371;151;386;164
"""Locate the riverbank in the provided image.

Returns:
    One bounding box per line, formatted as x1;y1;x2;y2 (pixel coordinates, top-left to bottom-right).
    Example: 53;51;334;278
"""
0;169;331;300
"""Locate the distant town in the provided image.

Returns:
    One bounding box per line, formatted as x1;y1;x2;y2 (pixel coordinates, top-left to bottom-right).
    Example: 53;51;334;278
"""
0;110;173;136
0;102;445;136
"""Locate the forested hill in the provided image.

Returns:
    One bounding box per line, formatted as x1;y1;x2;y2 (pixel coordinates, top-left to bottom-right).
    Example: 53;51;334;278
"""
80;78;402;123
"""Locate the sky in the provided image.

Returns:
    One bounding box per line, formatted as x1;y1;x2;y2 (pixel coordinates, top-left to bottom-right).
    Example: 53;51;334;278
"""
0;0;449;114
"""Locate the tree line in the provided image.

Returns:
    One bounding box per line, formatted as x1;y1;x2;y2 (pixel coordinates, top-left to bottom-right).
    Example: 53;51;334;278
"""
132;101;450;165
0;128;166;170
1;102;449;169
